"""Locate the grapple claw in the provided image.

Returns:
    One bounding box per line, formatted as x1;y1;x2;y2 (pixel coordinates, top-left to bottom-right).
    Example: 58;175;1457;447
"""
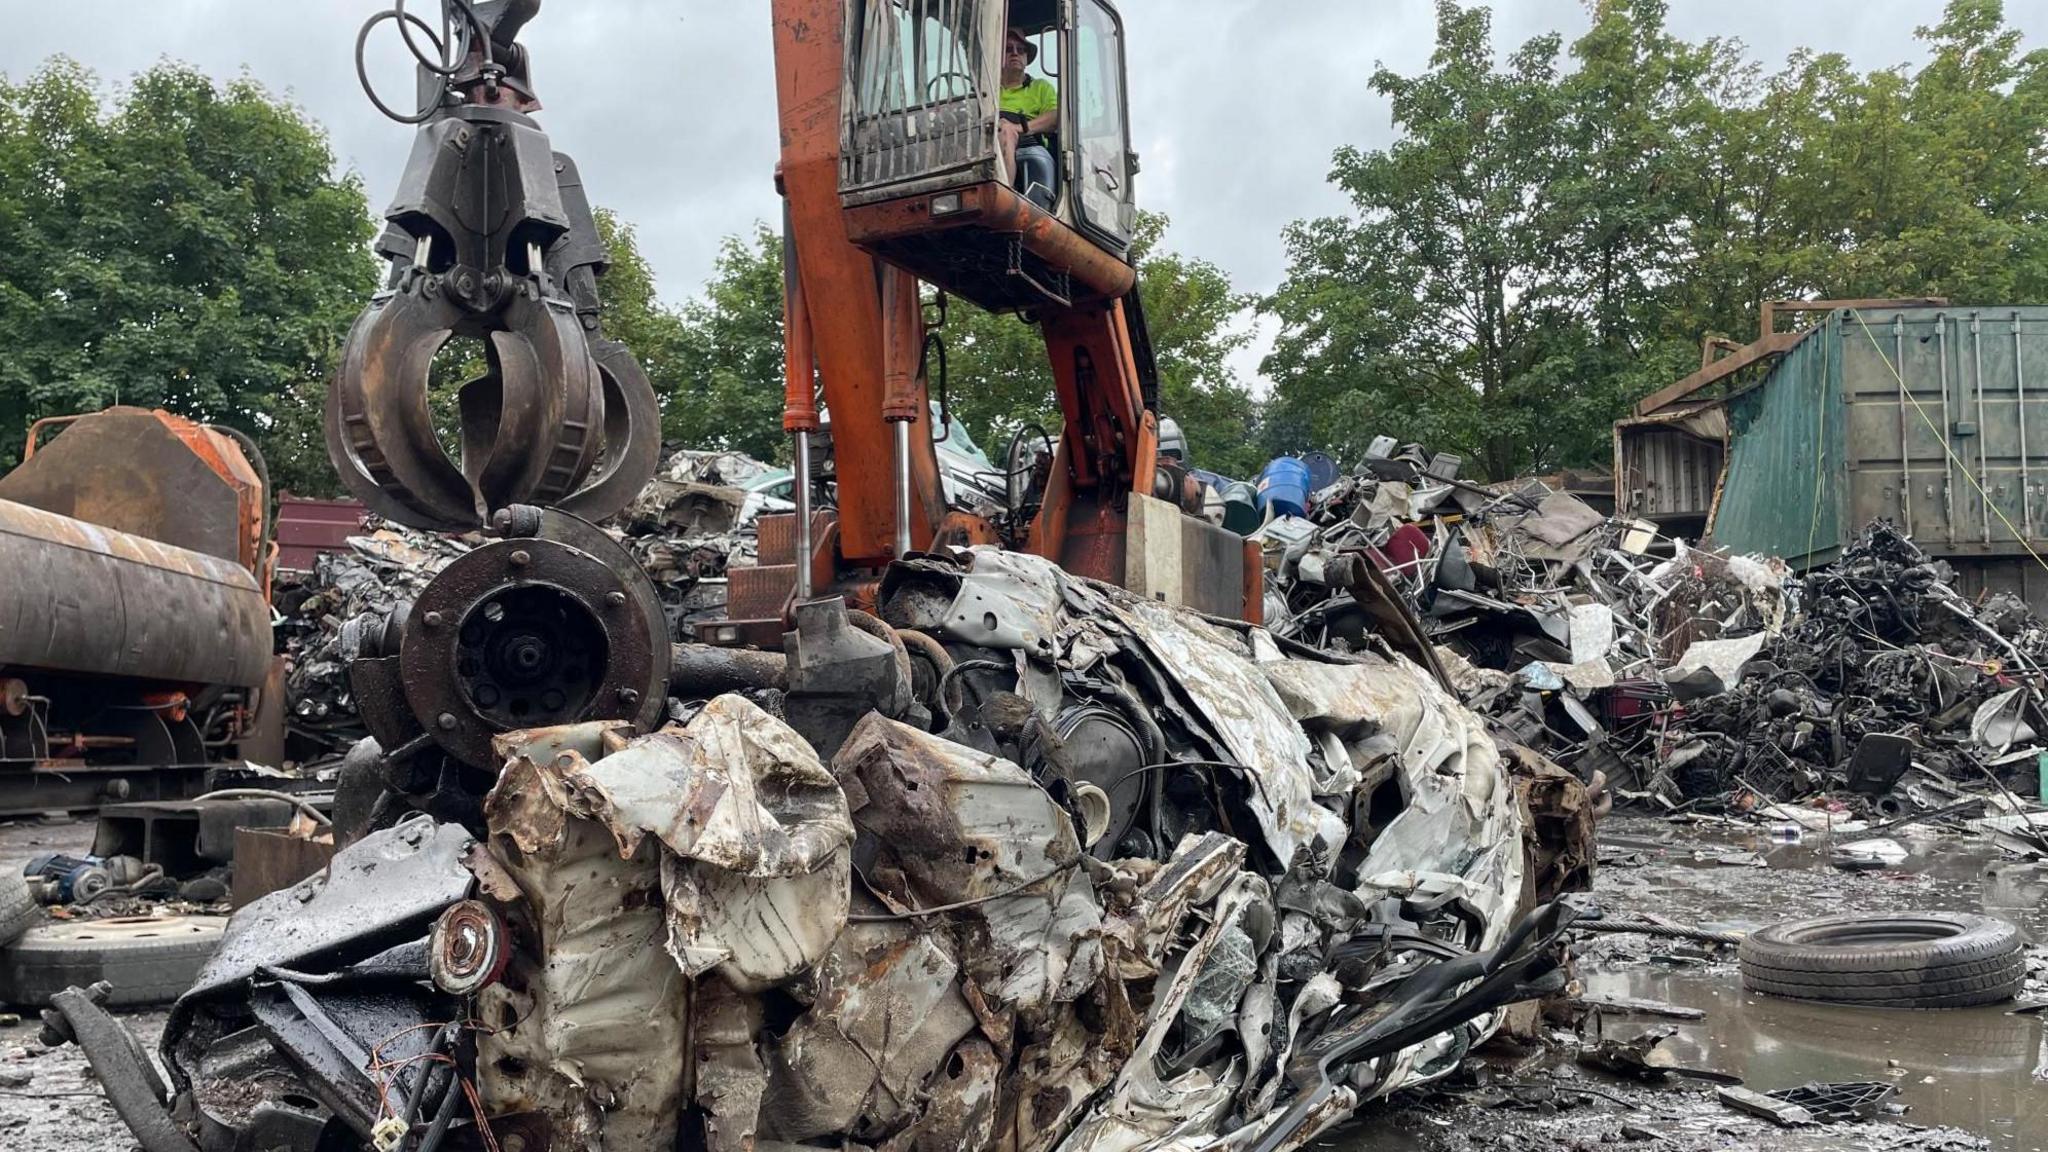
329;286;482;530
333;7;658;530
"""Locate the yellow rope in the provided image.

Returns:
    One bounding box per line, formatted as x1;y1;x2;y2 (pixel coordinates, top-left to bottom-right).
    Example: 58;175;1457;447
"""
1848;309;2048;578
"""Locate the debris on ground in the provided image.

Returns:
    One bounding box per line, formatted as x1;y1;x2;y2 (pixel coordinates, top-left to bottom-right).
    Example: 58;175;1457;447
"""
1763;1081;1901;1123
45;421;2048;1152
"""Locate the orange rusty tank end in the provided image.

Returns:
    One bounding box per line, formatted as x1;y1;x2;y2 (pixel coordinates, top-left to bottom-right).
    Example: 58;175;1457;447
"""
771;0;943;567
8;406;266;585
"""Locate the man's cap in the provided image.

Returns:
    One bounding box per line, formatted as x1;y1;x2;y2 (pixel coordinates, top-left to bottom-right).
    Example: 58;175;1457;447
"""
1006;30;1039;64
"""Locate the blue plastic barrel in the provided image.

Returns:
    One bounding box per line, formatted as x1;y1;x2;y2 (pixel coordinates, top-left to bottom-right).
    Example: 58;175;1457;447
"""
1256;457;1311;519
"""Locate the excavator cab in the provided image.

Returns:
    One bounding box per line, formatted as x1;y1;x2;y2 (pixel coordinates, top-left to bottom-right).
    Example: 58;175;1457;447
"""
839;0;1139;312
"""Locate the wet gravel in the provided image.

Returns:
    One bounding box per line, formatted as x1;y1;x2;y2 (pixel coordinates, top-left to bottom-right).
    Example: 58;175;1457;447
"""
1338;813;2044;1152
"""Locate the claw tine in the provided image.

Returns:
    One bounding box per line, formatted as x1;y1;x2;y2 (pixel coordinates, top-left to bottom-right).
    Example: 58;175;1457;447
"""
558;339;662;523
329;291;482;529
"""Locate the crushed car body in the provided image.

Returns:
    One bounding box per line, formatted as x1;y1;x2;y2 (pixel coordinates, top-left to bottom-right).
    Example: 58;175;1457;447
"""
59;545;1589;1152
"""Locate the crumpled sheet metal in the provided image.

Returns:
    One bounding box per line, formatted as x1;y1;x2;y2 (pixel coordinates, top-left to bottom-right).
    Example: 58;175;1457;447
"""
446;545;1546;1152
1255;649;1528;1100
479;721;687;1152
1665;632;1768;690
1260;653;1525;953
476;700;854;1152
1973;686;2038;753
1105;592;1346;871
762;917;979;1143
490;697;854;992
835;712;1104;1014
941;546;1067;656
1057;872;1273;1152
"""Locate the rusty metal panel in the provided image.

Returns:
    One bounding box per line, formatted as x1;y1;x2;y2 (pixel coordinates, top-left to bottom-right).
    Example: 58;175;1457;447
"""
273;497;366;573
231;828;338;910
1615;422;1724;521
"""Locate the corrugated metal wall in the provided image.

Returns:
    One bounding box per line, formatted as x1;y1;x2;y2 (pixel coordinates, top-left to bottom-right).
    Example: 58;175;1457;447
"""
1840;306;2048;556
1616;425;1723;520
1701;306;2048;608
1709;314;1849;568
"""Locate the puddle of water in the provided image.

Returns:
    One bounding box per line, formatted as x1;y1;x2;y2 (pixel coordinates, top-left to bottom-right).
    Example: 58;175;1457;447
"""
1582;818;2048;1146
1585;958;2047;1145
1605;821;2048;941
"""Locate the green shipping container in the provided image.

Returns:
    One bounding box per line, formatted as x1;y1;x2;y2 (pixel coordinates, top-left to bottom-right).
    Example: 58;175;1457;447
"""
1707;305;2048;604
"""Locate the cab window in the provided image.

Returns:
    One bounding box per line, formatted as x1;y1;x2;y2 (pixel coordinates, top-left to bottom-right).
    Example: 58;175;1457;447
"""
1070;0;1133;245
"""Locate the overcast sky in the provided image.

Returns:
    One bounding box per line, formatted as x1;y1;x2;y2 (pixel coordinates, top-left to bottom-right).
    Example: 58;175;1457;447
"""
5;1;2040;385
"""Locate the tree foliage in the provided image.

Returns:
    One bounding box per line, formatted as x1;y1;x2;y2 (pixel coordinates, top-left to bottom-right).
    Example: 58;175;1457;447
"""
1263;0;2048;481
0;59;379;494
657;225;789;462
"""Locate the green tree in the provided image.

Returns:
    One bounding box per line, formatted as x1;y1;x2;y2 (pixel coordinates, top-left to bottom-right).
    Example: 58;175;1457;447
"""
1264;0;2047;480
0;59;378;495
662;225;788;461
593;208;690;382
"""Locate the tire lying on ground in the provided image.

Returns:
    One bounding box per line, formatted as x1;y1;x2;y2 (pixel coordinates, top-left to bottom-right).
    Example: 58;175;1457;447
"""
0;915;226;1008
1739;912;2025;1009
0;866;37;948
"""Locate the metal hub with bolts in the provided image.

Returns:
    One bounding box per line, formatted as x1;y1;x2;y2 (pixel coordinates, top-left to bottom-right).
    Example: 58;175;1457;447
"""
371;505;670;769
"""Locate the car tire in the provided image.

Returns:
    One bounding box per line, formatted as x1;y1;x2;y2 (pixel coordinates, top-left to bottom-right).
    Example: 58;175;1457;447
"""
0;915;226;1008
0;866;37;948
1739;912;2025;1009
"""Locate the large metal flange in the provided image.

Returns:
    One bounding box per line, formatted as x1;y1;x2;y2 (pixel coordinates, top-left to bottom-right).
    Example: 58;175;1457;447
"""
397;507;669;768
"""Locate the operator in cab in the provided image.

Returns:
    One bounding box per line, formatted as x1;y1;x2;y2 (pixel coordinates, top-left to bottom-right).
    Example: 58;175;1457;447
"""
1000;28;1058;210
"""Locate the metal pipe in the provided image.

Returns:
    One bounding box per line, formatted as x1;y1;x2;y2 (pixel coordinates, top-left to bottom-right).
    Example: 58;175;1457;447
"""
894;419;914;558
1938;313;1955;544
1895;316;1911;535
668;644;789;696
2018;312;2034;540
794;430;815;602
1972;313;1990;545
780;200;819;602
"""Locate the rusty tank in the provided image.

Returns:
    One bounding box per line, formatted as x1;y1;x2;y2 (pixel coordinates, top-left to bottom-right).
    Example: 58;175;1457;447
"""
0;407;281;813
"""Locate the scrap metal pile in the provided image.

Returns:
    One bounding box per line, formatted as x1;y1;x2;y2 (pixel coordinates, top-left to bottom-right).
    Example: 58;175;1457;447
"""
1254;445;2047;823
276;530;474;757
70;543;1595;1152
1648;524;2048;810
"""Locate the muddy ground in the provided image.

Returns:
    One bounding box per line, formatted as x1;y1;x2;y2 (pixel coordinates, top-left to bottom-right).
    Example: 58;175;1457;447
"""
2;812;2042;1152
